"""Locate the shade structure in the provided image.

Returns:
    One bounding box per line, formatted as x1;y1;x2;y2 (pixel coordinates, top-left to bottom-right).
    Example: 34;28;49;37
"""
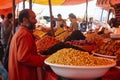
26;0;93;5
96;0;120;9
0;8;12;17
0;0;93;9
0;0;23;16
0;0;94;16
0;0;22;9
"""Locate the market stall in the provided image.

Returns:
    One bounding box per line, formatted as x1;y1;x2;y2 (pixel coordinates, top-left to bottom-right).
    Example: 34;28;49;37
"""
21;0;120;80
1;0;120;80
34;24;120;80
97;0;120;26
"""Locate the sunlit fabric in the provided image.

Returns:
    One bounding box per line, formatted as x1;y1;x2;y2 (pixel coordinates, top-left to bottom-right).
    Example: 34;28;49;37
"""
0;0;92;15
29;0;65;5
26;0;93;5
62;0;92;5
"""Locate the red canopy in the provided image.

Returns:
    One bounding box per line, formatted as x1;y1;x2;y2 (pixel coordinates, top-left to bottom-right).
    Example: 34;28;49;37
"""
0;8;12;17
0;0;22;9
0;0;22;16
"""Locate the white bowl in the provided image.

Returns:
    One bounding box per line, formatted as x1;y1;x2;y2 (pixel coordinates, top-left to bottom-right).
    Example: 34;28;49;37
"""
45;59;116;80
92;52;116;59
110;33;120;39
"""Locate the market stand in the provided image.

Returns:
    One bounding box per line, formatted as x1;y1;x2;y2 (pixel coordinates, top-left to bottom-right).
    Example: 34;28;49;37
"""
1;0;120;80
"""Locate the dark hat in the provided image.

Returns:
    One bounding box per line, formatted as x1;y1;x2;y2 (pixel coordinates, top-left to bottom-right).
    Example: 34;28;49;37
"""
7;13;12;19
69;13;76;19
57;14;61;16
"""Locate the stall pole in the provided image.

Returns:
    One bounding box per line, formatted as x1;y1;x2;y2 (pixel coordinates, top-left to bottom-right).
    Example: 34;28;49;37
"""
107;9;111;23
100;9;104;22
86;0;89;31
48;0;55;36
29;0;32;10
12;0;16;34
86;0;88;23
23;0;26;9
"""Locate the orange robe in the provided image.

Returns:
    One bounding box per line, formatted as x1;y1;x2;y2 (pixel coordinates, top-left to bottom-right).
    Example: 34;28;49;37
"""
8;26;45;80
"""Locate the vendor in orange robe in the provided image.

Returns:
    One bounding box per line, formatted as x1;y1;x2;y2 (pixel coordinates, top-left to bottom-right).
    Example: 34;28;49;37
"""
8;9;47;80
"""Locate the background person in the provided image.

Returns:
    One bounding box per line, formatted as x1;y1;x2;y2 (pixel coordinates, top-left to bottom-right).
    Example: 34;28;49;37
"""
1;13;13;53
68;13;78;31
56;14;65;28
